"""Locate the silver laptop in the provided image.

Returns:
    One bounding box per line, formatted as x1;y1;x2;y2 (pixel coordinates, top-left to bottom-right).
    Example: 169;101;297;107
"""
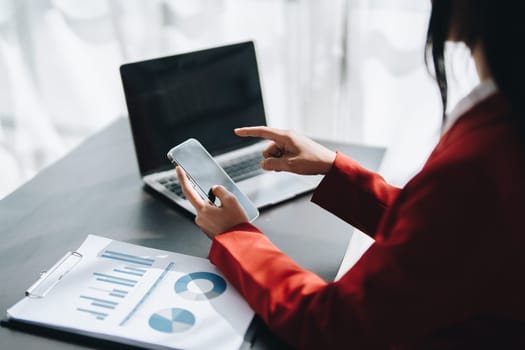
120;41;321;215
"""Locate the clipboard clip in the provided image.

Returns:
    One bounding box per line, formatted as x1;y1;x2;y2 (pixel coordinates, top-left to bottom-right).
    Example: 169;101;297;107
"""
25;251;83;298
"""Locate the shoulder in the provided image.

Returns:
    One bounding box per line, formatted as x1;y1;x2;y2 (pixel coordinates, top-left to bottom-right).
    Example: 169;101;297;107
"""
419;93;522;187
435;93;518;161
386;96;525;239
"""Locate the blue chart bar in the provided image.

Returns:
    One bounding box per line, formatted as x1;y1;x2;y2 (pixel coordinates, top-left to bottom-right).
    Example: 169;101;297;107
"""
109;293;125;298
113;268;144;277
109;288;128;298
81;295;118;310
77;308;108;320
120;262;174;326
124;266;147;273
100;250;154;267
80;295;118;305
97;278;134;287
113;289;128;294
94;272;138;287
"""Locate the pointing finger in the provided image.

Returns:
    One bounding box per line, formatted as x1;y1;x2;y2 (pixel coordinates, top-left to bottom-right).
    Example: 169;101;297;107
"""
235;126;290;144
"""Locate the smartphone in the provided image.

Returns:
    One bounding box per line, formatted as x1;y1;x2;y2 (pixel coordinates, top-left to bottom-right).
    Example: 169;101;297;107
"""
167;138;259;222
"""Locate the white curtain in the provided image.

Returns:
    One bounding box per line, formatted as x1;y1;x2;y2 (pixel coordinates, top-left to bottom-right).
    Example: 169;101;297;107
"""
0;0;478;198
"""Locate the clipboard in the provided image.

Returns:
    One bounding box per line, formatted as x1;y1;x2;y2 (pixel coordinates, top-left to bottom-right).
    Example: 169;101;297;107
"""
3;235;255;350
25;251;83;298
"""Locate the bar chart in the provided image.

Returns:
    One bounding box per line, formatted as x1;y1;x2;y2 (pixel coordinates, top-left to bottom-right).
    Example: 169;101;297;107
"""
76;248;156;321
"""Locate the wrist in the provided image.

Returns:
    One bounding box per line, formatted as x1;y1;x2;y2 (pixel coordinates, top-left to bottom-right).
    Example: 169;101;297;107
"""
319;150;337;174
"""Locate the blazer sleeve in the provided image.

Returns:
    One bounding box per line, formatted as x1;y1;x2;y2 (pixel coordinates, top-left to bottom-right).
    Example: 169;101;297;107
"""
311;152;400;237
209;160;497;349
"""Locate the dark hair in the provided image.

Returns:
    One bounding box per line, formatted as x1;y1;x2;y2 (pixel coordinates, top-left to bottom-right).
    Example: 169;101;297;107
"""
425;1;525;134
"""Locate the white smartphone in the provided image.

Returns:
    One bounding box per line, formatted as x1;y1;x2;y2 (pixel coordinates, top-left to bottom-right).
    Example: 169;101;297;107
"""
167;138;259;222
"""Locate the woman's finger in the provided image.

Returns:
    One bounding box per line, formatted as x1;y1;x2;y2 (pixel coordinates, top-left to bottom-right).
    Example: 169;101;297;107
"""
235;126;290;143
175;166;205;209
212;185;237;205
261;157;291;172
262;142;283;158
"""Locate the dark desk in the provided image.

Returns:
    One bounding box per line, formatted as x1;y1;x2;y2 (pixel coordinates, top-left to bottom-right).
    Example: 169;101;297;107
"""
0;117;384;349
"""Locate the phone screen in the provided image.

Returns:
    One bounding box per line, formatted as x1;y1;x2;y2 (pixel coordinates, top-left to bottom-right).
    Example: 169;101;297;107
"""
167;139;259;222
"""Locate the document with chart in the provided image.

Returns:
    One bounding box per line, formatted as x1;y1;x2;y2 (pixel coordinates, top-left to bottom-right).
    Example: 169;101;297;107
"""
6;235;254;350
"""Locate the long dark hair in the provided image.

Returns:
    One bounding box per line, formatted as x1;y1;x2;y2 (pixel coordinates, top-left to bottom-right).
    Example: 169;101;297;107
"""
425;0;525;134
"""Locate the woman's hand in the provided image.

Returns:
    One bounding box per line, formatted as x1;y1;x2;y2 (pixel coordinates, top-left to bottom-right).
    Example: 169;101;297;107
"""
175;166;250;239
235;126;336;175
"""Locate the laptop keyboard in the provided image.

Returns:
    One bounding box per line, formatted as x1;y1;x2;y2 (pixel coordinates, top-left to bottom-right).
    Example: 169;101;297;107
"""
158;177;185;198
222;153;264;183
159;153;264;199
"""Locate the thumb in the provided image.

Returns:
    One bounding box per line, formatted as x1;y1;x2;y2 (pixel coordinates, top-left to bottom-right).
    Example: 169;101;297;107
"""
212;185;236;204
261;157;290;172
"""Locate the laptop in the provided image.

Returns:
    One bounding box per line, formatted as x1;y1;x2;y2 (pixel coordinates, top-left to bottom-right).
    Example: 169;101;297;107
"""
120;41;321;215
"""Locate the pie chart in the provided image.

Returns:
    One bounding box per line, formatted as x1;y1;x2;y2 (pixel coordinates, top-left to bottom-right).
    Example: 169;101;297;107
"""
174;272;227;300
148;308;195;333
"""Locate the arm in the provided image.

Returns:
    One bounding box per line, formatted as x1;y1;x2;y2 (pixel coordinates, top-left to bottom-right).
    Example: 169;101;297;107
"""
210;161;496;349
235;126;399;236
312;152;401;237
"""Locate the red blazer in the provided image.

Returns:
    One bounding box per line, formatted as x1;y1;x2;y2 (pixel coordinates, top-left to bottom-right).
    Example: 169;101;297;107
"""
209;93;525;349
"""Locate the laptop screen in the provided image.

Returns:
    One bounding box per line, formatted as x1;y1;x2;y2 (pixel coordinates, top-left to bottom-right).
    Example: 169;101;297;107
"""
120;41;266;176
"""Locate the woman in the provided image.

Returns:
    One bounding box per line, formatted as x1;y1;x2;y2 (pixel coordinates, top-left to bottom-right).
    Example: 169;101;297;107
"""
176;1;525;348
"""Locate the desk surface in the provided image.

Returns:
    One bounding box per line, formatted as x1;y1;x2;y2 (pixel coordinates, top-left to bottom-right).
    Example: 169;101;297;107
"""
0;117;384;350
